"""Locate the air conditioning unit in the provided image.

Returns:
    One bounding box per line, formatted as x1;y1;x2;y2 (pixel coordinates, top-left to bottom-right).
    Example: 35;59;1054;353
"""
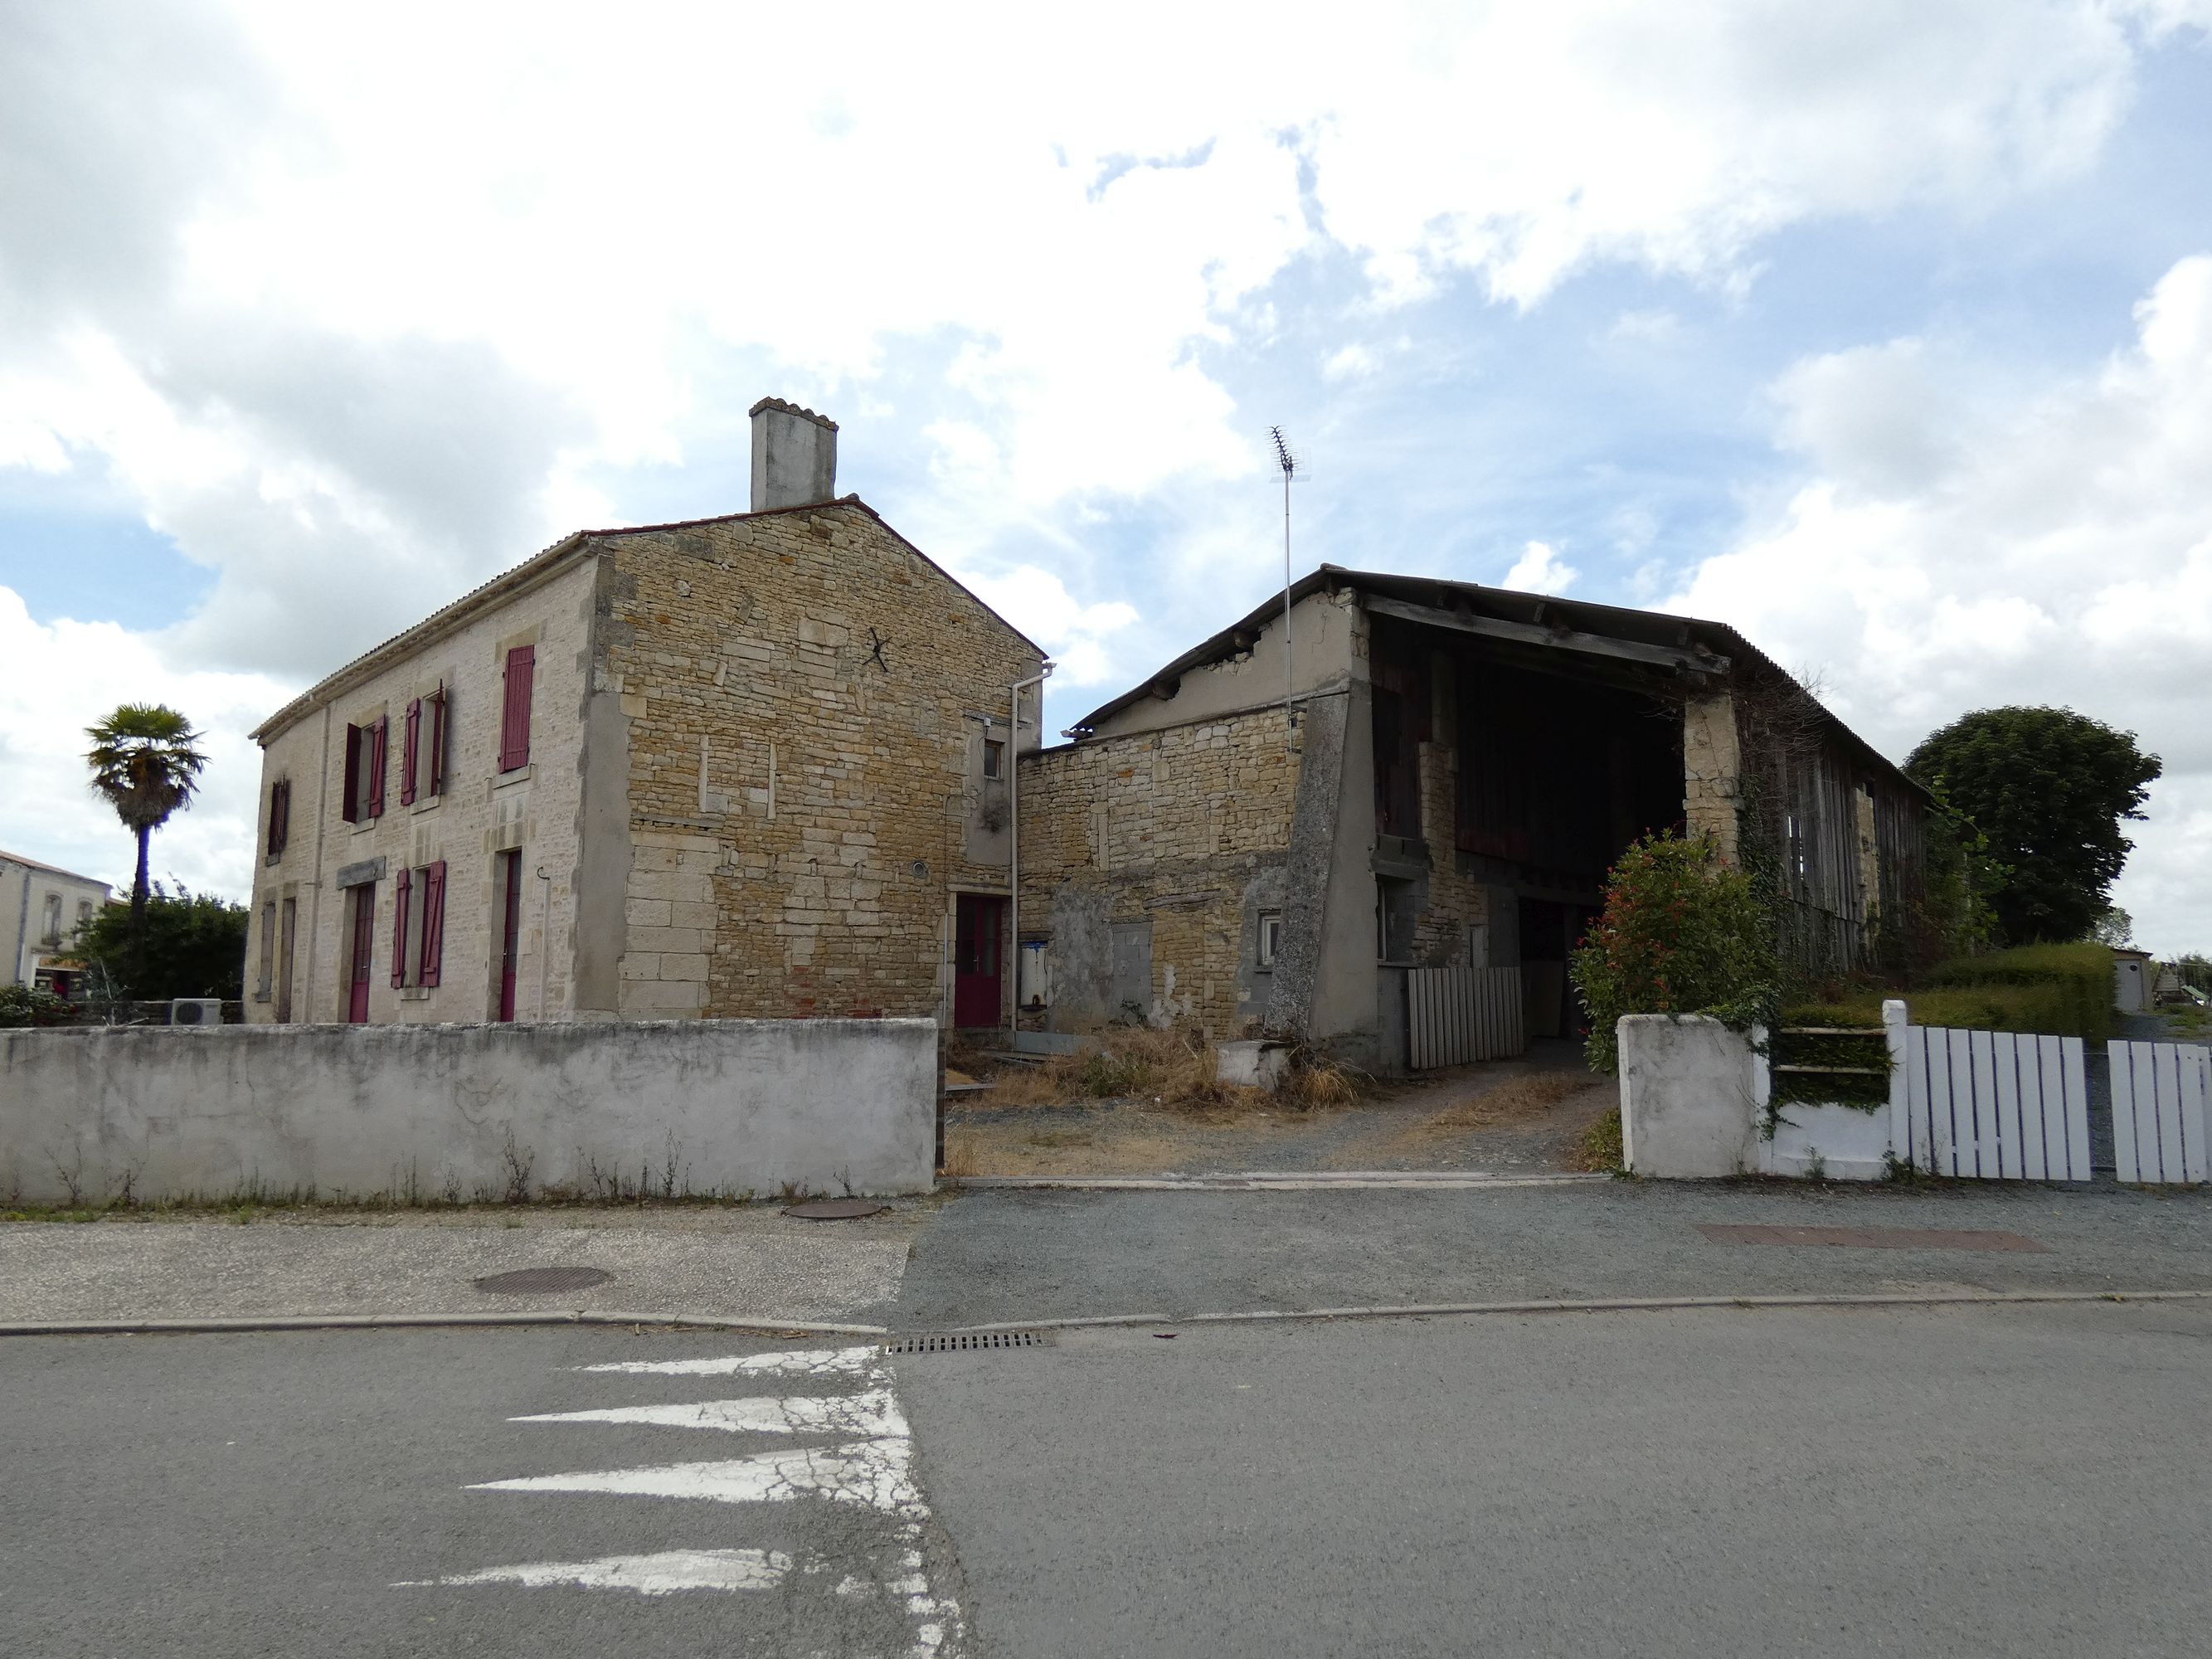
168;998;224;1027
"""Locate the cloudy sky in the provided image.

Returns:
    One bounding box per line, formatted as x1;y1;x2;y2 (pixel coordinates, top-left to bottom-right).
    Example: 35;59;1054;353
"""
3;1;2210;950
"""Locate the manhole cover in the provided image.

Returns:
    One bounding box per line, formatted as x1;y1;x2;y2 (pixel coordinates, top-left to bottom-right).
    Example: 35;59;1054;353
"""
472;1266;615;1295
783;1198;888;1221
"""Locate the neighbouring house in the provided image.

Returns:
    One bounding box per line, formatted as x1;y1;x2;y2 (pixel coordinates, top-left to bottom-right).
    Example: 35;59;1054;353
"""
243;399;1046;1027
1015;567;1928;1073
1;852;112;1000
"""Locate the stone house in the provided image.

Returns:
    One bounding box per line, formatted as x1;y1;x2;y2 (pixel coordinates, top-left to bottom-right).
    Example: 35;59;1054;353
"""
2;851;112;998
243;400;1046;1027
1015;567;1928;1073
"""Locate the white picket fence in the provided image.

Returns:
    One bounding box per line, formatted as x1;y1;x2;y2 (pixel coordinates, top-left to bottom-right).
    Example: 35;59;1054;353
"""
1902;1025;2093;1181
2110;1040;2212;1185
1407;964;1527;1069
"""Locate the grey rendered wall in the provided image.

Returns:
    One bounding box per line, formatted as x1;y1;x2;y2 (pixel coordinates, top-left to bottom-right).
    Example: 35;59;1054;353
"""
0;1019;937;1204
1087;589;1361;739
1617;1014;1756;1178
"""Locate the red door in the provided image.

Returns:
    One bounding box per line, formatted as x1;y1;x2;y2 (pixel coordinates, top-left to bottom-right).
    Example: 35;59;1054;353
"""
496;849;523;1022
347;884;375;1023
953;894;1004;1028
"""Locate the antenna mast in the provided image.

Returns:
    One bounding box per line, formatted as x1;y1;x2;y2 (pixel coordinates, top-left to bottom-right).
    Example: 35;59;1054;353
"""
1270;426;1299;750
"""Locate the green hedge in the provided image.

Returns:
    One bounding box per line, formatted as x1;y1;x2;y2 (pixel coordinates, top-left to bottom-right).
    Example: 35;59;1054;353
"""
1784;945;2114;1044
1772;1005;1891;1108
1921;942;2113;1043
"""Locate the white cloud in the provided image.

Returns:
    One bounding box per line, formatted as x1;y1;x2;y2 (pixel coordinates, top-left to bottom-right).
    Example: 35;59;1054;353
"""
960;566;1140;690
2;0;2205;894
1502;540;1580;595
0;589;290;899
1674;254;2212;954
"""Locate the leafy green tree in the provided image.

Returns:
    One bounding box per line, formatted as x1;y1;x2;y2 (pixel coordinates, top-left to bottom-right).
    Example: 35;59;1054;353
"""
72;883;247;1001
1905;707;2160;947
1571;831;1781;1073
2089;907;2135;948
84;703;207;990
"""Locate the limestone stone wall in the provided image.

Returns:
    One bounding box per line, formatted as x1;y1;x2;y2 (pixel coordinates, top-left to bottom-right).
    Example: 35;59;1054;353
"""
594;503;1043;1021
244;553;600;1025
1018;704;1302;1036
1407;649;1493;966
1683;690;1742;863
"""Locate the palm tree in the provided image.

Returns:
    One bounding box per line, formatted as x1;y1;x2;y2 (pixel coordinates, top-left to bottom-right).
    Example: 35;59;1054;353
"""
85;703;207;990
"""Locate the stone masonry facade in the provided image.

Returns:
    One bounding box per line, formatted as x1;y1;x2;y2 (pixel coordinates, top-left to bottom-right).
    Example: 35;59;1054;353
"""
1018;703;1301;1037
593;503;1042;1021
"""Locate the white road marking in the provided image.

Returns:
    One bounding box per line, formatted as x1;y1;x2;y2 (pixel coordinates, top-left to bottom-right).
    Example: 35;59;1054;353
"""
420;1346;964;1656
396;1548;790;1594
576;1345;881;1378
472;1436;923;1515
513;1387;907;1439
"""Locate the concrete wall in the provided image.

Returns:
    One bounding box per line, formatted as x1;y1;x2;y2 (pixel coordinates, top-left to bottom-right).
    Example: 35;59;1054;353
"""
1617;1014;1756;1178
0;1018;938;1204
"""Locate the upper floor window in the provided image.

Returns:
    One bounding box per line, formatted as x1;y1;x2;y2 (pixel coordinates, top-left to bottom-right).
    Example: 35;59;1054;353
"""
342;717;388;824
499;646;534;773
266;776;291;859
983;737;1004;780
39;893;61;946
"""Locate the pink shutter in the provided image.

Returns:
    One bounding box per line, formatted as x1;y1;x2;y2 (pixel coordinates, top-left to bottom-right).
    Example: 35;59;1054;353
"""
426;685;447;797
367;716;388;818
341;727;362;824
420;861;446;987
401;698;421;806
390;866;411;988
499;645;534;771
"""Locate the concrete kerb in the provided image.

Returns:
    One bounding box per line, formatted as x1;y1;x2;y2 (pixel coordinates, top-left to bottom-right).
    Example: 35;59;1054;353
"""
7;1287;2211;1341
950;1173;1614;1191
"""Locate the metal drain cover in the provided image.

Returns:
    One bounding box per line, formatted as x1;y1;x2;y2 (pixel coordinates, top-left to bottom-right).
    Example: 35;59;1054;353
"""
783;1198;888;1220
473;1266;614;1295
882;1330;1054;1355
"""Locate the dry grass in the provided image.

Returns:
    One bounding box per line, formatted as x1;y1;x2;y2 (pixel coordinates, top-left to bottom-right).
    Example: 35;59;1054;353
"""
1419;1070;1594;1133
949;1027;1366;1115
1565;1106;1625;1173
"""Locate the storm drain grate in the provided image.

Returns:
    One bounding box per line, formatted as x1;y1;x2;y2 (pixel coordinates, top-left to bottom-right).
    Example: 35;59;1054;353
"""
473;1266;615;1295
881;1330;1055;1355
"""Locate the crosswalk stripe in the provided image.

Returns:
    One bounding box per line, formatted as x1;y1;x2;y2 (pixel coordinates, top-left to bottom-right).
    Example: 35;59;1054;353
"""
576;1345;881;1378
396;1548;790;1595
470;1436;923;1515
512;1387;907;1438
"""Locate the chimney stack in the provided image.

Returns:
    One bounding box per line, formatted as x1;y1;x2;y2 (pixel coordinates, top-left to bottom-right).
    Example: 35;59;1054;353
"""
749;397;839;513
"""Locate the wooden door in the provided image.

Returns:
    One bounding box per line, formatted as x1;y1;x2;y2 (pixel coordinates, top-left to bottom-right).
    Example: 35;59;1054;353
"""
953;894;1004;1028
347;885;375;1022
496;849;523;1022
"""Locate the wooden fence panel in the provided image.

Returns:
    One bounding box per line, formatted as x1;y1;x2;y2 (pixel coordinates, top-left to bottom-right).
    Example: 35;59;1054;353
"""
2112;1040;2211;1185
1906;1024;2090;1181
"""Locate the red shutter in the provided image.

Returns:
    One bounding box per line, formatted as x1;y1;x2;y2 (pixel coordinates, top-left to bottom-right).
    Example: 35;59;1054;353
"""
401;698;421;807
420;861;446;987
499;645;534;771
341;727;362;824
391;866;411;988
426;685;447;797
367;716;388;818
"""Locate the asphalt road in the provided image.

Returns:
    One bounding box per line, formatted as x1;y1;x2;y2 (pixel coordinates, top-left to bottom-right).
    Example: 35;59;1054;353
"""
7;1301;2212;1657
886;1178;2212;1326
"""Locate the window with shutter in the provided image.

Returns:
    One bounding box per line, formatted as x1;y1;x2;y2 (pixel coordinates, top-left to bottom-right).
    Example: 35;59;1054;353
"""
367;716;389;818
267;778;290;858
391;866;412;988
426;684;447;797
342;727;362;824
420;860;446;987
499;645;534;771
401;699;421;806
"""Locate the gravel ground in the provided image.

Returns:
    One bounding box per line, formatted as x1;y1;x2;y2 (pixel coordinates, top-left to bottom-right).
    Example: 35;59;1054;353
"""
0;1207;923;1324
946;1040;1611;1177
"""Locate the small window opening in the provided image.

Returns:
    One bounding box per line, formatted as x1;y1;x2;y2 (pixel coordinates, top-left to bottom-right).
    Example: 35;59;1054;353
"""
1257;911;1283;969
983;738;1004;780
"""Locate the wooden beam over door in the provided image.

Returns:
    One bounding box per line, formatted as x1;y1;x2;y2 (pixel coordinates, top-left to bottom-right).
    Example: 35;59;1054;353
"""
1363;594;1732;679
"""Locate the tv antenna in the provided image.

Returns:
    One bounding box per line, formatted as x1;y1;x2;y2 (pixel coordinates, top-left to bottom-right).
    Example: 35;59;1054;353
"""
1270;426;1300;749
